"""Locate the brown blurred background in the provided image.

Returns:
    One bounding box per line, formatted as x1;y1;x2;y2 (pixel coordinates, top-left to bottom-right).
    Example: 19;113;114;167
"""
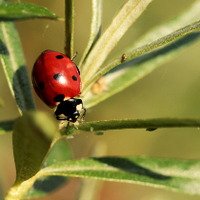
1;0;200;199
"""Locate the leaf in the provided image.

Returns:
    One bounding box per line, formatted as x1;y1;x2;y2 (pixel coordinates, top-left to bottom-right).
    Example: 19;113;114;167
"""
0;119;15;134
23;138;72;199
74;142;107;200
5;111;58;200
65;0;74;58
13;111;58;184
79;0;102;68
128;0;200;49
85;19;200;91
82;0;200;108
37;156;200;195
60;118;200;136
80;0;153;89
83;30;200;108
0;2;61;21
0;21;36;114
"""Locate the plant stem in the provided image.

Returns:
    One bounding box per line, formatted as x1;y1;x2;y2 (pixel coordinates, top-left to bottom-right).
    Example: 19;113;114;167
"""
5;176;37;200
61;118;200;135
65;0;74;58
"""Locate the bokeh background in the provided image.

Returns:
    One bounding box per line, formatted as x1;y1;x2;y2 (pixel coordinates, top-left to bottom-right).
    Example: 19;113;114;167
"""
1;0;200;199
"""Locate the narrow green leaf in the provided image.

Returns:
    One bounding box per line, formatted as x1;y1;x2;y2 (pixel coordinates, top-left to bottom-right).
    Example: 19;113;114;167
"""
79;0;102;68
83;30;200;108
13;111;58;185
82;0;200;108
38;156;200;195
5;111;58;200
0;119;15;134
84;20;200;94
60;118;200;135
0;2;61;21
81;0;153;89
23;138;72;199
65;0;74;58
75;142;107;200
0;21;36;114
128;0;200;50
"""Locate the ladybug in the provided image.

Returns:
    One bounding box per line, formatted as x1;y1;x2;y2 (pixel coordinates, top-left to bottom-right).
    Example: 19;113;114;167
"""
32;50;86;122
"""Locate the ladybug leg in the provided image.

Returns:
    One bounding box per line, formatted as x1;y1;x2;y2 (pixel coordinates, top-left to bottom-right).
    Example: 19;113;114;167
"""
80;106;86;121
74;99;86;121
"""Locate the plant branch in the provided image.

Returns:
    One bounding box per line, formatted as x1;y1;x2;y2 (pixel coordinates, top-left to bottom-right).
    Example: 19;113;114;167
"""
65;0;74;58
60;118;200;135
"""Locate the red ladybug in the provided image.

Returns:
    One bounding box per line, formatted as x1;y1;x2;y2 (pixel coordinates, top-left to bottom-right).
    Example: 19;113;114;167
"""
32;50;86;122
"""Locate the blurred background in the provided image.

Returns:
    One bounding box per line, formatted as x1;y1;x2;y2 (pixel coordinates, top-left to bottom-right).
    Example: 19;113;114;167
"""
1;0;200;199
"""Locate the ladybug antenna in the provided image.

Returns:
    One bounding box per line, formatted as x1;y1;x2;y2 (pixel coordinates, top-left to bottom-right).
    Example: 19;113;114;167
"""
71;51;78;61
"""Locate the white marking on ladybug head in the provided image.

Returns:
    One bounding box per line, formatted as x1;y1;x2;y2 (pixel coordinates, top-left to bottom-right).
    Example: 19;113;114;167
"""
76;104;82;111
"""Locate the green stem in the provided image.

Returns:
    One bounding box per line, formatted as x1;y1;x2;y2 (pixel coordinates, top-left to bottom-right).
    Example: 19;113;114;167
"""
65;0;74;58
61;118;200;135
5;175;38;200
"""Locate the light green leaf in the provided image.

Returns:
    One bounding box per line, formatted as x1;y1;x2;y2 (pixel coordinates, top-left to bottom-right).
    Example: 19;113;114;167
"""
0;21;36;114
79;0;102;68
23;138;72;199
84;19;200;92
38;156;200;195
0;119;15;134
74;142;107;200
83;29;200;108
81;0;153;89
13;111;58;185
5;111;58;200
0;2;61;21
65;0;74;58
83;0;200;108
129;0;200;49
60;118;200;136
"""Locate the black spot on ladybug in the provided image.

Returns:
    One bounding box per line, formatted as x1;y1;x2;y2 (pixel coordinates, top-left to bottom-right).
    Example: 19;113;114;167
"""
56;55;64;59
54;94;65;102
54;73;63;81
72;75;77;81
39;82;45;89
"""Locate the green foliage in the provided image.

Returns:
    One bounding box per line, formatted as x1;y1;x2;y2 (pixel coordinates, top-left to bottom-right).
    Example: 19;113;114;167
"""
80;0;153;89
78;0;102;68
0;20;35;114
1;0;200;199
0;2;61;21
37;156;200;195
60;118;200;135
13;111;58;184
64;0;74;58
